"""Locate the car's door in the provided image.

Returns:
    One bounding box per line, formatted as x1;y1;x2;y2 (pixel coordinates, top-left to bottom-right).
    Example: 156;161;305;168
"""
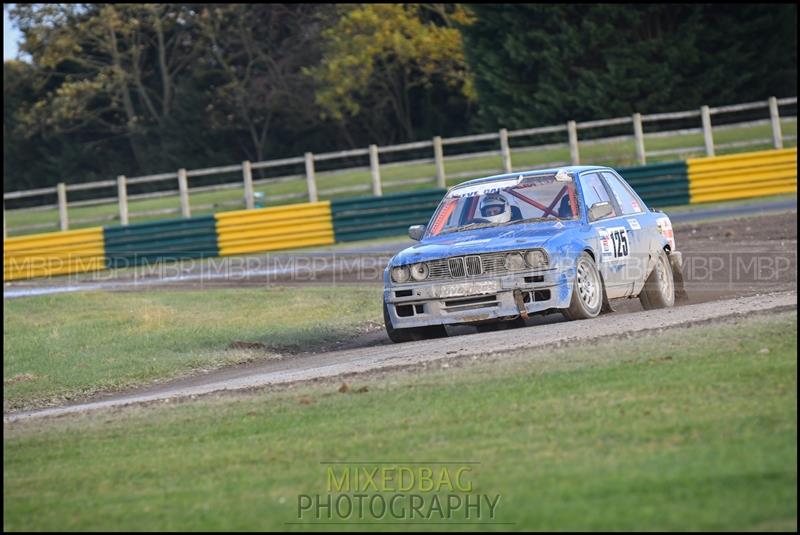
601;171;650;291
579;171;633;297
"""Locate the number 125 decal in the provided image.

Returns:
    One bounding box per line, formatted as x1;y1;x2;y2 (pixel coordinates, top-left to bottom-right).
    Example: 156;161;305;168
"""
599;227;629;262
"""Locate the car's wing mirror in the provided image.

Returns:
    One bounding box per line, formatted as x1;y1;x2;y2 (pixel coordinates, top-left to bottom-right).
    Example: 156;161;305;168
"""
589;201;614;221
408;225;426;241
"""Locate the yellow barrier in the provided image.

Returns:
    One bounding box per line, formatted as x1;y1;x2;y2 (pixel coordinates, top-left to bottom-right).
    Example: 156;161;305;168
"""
688;148;797;203
214;201;335;256
3;227;106;281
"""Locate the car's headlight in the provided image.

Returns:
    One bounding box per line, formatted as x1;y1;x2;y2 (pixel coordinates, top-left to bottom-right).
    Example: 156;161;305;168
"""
525;250;547;268
504;252;526;271
391;265;410;283
410;262;429;281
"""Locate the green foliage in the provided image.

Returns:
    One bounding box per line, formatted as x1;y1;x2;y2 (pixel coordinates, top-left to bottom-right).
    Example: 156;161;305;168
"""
461;4;798;129
3;4;797;194
5;4;341;192
4;61;48;191
195;4;335;162
307;4;475;143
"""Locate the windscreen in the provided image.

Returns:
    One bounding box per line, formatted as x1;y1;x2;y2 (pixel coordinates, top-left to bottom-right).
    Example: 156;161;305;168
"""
426;173;579;237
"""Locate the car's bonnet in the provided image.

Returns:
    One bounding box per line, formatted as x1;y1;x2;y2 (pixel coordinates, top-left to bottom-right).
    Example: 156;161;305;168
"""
390;220;578;266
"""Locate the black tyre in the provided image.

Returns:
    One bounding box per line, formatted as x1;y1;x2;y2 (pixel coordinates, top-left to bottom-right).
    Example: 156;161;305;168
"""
669;251;689;303
411;325;449;340
562;252;604;321
600;273;615;314
383;301;447;343
639;249;675;310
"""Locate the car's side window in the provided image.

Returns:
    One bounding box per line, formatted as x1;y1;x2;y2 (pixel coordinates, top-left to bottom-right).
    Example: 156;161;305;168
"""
580;172;616;221
601;172;645;215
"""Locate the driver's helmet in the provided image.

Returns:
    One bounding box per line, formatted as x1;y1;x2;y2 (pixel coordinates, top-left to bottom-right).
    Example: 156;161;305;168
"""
479;192;511;223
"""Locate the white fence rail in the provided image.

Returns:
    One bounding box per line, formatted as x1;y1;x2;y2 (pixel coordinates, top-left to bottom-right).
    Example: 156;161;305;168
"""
3;96;797;237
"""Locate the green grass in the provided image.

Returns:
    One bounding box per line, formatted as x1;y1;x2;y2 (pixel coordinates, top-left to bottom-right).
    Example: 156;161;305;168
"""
5;119;796;236
3;285;384;410
4;312;796;530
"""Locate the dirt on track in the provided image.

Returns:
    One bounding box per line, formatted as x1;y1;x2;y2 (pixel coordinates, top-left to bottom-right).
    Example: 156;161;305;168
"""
673;211;796;299
5;291;796;423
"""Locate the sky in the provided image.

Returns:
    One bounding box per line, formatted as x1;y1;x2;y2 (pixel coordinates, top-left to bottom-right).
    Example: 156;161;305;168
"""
4;5;22;61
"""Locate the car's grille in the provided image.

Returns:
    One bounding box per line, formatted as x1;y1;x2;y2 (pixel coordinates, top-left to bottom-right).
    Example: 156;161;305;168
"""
465;255;482;276
425;252;518;281
394;249;549;284
448;257;466;277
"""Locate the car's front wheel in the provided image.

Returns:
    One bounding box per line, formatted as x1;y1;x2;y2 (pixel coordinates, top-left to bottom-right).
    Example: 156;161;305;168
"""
562;252;604;320
383;301;447;343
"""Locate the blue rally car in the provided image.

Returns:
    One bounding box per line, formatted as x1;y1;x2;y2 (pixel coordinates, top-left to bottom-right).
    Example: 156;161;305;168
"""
382;166;687;342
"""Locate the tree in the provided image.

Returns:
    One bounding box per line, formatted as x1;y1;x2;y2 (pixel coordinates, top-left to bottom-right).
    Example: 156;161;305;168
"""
307;3;475;144
461;4;797;129
4;60;48;192
195;4;333;163
10;3;206;173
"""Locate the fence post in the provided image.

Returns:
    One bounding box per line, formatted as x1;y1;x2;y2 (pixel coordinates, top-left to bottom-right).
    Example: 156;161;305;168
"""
57;182;69;231
433;136;446;188
242;160;255;209
700;105;715;157
117;175;129;226
304;152;318;202
369;144;382;196
633;112;646;165
499;128;512;173
567;120;580;165
768;96;783;149
178;168;191;217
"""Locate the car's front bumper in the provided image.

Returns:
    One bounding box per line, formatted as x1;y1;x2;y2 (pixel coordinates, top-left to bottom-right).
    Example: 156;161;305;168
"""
384;267;573;329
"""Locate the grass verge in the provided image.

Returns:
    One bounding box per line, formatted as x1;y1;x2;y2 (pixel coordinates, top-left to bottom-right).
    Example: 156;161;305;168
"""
3;285;384;410
4;311;797;530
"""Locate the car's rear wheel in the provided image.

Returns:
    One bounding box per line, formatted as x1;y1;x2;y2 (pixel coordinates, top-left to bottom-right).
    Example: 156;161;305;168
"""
669;251;689;303
562;252;604;320
600;273;615;314
639;249;675;310
383;301;447;343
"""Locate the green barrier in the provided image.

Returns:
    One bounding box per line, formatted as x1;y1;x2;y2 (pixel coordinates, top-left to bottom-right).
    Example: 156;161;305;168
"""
103;215;219;269
331;189;446;241
617;161;689;207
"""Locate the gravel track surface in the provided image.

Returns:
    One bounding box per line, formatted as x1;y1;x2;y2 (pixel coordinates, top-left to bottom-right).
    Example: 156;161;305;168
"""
5;291;796;423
